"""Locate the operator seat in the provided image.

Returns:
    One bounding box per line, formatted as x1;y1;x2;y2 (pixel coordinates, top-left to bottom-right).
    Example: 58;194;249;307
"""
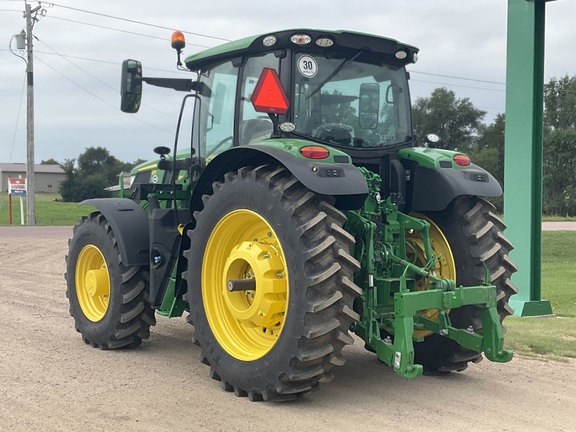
241;118;273;145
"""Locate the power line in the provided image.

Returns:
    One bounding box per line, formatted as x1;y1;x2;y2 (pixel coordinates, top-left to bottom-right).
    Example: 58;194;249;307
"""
411;79;506;92
8;5;511;89
37;39;116;91
9;72;26;163
34;54;173;134
47;2;231;43
36;39;176;118
411;70;505;86
28;49;188;75
36;48;181;120
45;15;213;49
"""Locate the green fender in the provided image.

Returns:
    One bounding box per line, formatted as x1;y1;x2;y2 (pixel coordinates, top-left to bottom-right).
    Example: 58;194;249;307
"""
193;139;369;211
399;147;502;212
80;198;149;266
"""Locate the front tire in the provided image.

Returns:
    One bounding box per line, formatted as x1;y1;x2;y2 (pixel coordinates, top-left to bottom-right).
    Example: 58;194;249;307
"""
184;166;361;401
65;212;155;349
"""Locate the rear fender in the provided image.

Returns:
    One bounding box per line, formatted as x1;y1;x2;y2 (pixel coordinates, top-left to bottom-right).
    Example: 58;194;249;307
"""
80;198;149;266
192;141;369;211
399;147;502;212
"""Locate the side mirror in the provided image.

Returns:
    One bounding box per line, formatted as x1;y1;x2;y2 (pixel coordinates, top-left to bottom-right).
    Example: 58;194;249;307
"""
359;83;380;129
120;59;143;113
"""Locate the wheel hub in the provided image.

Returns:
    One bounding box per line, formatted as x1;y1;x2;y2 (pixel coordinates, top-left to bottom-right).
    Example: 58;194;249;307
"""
85;268;109;298
223;241;287;330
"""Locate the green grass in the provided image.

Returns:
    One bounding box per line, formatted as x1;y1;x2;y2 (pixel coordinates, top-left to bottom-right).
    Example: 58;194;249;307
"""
504;231;576;360
1;192;574;360
0;192;94;226
542;215;576;222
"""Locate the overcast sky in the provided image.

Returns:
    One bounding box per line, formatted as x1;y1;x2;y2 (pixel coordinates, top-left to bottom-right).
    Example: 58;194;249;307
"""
1;0;575;165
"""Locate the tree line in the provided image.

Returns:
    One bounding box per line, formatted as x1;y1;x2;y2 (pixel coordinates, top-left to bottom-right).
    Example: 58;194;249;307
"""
412;75;576;215
42;147;144;202
49;74;576;215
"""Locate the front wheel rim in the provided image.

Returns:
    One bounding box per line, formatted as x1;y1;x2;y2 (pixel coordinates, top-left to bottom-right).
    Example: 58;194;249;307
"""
76;244;110;322
203;209;289;361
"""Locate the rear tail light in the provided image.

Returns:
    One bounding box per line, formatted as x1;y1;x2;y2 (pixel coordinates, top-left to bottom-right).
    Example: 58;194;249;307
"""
453;154;471;167
300;146;330;159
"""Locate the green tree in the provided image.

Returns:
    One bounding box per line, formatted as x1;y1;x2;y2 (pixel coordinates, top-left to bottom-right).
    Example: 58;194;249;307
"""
470;113;505;184
412;88;486;151
59;159;82;202
542;129;576;215
544;75;576;132
58;147;135;202
77;147;132;185
468;114;506;212
41;158;60;165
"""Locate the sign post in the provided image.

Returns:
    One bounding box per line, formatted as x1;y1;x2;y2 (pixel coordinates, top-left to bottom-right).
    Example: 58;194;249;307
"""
8;177;27;225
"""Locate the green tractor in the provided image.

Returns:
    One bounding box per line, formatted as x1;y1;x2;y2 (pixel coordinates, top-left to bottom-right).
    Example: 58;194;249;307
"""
65;29;516;401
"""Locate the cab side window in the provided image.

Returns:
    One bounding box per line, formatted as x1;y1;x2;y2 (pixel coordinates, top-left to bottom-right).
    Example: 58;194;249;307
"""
194;60;239;159
238;53;279;145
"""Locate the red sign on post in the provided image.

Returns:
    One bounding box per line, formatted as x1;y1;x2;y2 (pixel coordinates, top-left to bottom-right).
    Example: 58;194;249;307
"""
8;177;27;196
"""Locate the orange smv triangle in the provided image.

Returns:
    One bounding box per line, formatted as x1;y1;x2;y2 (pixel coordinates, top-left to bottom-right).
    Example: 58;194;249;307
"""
250;68;289;115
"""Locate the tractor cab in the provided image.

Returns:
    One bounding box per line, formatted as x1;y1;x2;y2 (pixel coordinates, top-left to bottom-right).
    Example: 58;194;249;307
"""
184;30;416;158
122;29;418;172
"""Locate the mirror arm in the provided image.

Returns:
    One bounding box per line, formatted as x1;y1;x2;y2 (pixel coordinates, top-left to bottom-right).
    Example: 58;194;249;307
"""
142;77;197;92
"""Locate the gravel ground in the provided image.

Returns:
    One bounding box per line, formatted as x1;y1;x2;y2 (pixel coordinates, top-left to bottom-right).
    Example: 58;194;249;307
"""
0;226;575;432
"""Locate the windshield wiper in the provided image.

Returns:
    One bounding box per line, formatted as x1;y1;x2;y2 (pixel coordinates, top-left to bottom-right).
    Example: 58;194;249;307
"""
306;50;363;100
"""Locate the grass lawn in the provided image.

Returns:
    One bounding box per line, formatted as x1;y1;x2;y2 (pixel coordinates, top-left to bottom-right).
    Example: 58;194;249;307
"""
504;231;576;360
0;192;94;226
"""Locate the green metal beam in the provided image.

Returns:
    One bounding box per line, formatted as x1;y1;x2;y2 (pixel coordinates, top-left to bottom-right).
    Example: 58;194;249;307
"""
504;0;553;316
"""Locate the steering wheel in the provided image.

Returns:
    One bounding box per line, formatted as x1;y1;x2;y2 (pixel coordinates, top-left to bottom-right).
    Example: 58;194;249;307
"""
206;135;233;158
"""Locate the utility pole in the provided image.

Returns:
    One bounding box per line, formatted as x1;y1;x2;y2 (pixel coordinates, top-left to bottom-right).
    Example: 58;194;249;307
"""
24;2;44;225
25;2;40;225
25;2;36;225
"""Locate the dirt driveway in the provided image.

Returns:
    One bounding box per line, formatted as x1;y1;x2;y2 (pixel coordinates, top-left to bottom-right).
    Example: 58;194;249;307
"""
0;226;575;432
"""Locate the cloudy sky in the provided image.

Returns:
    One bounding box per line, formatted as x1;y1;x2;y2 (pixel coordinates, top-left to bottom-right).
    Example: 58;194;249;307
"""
1;0;575;165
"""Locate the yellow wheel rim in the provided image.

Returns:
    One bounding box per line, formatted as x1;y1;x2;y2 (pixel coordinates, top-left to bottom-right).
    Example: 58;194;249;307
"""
203;209;289;361
75;244;110;322
406;214;456;337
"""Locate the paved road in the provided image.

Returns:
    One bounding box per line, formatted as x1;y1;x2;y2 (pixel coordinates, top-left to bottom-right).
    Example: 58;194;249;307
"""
541;221;576;231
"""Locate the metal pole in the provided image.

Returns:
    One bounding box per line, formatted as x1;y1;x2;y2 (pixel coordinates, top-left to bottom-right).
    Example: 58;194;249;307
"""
25;2;36;225
504;0;552;316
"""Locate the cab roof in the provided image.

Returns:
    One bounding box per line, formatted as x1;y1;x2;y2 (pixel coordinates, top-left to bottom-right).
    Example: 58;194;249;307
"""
184;29;419;72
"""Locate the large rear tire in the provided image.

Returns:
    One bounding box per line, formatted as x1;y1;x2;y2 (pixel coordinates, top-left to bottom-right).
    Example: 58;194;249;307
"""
65;212;156;349
184;166;361;401
411;196;518;373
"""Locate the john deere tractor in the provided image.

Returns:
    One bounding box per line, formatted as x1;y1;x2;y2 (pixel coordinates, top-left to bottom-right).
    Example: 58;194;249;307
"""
66;29;516;401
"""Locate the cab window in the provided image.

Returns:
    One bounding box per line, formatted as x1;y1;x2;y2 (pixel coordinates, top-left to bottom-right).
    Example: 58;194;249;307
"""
238;53;279;145
194;60;239;159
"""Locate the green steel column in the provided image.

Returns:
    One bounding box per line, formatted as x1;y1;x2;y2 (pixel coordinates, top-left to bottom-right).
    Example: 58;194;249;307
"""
504;0;553;316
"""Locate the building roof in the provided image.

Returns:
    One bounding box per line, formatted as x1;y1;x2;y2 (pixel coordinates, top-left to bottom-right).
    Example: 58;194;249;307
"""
0;163;64;174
